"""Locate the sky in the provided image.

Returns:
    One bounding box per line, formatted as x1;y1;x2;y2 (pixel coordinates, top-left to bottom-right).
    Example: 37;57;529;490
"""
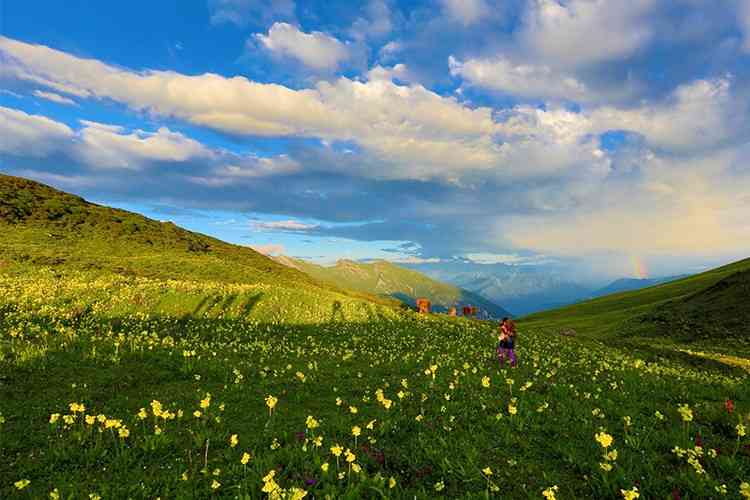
1;0;749;279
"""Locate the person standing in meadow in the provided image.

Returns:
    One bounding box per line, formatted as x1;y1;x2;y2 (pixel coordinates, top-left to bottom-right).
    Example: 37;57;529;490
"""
497;317;517;368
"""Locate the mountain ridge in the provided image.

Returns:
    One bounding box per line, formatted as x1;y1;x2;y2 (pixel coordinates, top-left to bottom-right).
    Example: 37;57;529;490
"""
271;255;512;318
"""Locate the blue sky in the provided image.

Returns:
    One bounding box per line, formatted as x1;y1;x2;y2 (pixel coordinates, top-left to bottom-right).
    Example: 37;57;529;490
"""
1;0;750;278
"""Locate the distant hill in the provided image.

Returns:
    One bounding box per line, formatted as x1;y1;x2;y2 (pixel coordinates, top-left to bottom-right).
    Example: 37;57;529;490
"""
404;261;593;315
272;256;512;318
0;173;400;311
520;256;750;344
591;275;689;298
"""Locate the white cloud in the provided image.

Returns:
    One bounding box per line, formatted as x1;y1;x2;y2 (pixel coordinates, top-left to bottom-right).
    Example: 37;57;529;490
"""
350;0;396;41
521;0;657;66
388;256;442;264
590;77;744;153
252;220;319;231
464;253;554;265
503;146;750;256
440;0;488;26
208;0;295;26
33;90;76;105
74;121;212;169
0;105;299;181
254;23;352;71
448;55;587;101
0;37;506;180
0;105;73;157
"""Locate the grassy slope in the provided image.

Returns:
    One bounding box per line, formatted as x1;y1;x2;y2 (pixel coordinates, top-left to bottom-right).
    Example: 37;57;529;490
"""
0;174;401;318
276;256;511;317
519;257;750;356
1;176;749;498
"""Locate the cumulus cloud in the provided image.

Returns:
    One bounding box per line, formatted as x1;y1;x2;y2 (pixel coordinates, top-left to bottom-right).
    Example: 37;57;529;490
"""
0;105;73;157
0;105;302;183
208;0;295;26
520;0;656;66
590;77;746;153
74;121;212;169
0;37;505;181
32;90;77;105
254;23;352;71
440;0;488;26
503;146;750;256
448;55;587;101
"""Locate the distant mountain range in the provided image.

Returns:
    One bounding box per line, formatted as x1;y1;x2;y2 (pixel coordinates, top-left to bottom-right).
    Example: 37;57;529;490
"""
271;256;512;318
404;261;690;317
404;261;592;316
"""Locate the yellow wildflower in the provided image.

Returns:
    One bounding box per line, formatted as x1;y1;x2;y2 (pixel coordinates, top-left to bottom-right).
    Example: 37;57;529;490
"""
241;452;251;465
621;486;640;500
306;415;320;430
230;434;239;447
15;479;30;490
542;486;559;500
200;394;211;409
595;431;614;448
677;404;693;422
265;395;278;410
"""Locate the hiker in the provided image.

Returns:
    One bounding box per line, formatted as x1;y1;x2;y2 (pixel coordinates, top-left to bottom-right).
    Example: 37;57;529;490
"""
497;317;517;368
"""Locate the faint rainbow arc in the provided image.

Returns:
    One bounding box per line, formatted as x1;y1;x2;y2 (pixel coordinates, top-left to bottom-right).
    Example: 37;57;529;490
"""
630;256;648;279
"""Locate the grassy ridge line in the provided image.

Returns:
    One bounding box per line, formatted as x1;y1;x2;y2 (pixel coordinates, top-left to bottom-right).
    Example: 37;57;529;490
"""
0;173;401;310
519;257;750;338
275;256;511;318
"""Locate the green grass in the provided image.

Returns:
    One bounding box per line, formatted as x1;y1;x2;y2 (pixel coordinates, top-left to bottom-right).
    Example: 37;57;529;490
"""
1;271;748;499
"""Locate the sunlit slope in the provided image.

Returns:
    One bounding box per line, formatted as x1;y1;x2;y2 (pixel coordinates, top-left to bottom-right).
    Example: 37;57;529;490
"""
519;257;750;340
275;256;511;317
0;174;401;319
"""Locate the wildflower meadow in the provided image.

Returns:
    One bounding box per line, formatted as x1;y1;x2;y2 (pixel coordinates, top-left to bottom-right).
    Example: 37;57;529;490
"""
0;270;748;498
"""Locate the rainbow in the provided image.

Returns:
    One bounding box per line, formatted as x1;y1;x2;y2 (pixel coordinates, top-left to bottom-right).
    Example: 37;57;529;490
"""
631;256;649;279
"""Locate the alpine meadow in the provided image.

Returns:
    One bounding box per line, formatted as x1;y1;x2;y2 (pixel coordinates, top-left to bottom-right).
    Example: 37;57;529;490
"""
2;1;750;499
1;175;748;499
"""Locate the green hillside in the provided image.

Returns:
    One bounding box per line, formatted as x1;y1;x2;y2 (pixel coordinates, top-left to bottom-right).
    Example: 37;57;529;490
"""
1;175;749;499
274;256;511;318
519;257;750;352
0;174;400;318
